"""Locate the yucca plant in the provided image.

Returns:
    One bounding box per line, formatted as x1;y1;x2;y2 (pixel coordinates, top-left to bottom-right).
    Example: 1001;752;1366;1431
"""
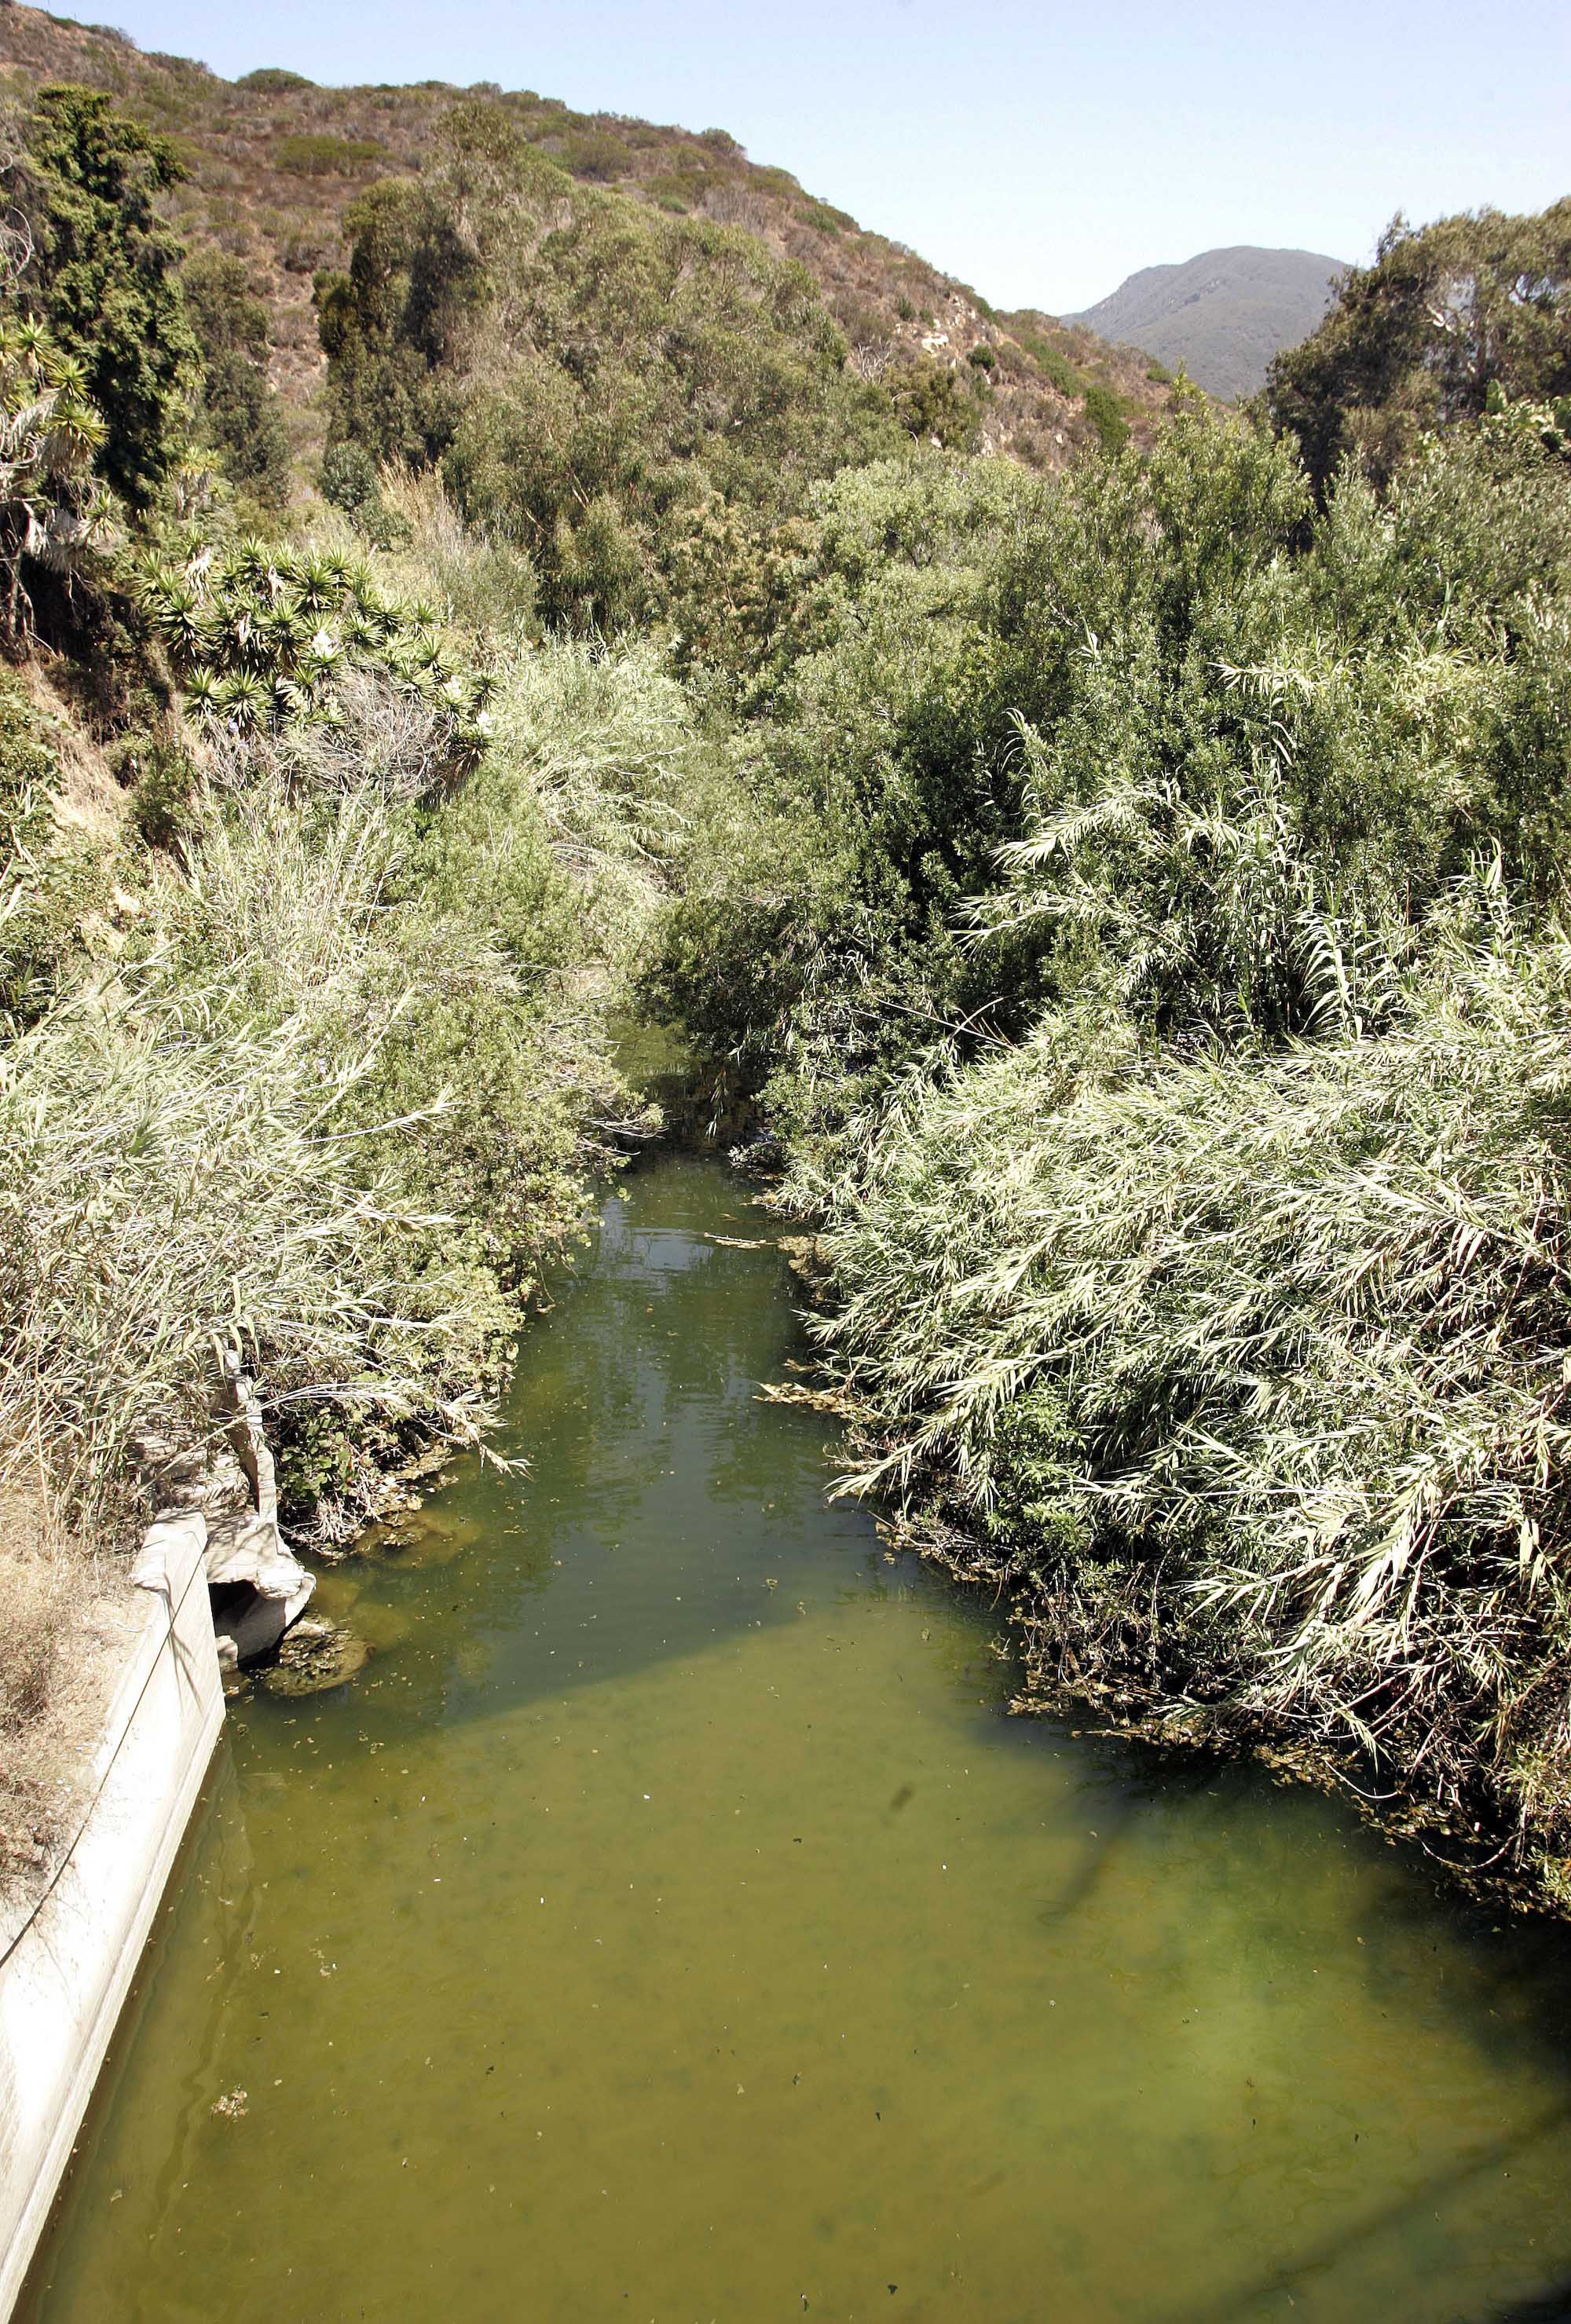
293;554;343;613
141;575;212;666
181;664;221;723
214;667;267;726
132;536;494;789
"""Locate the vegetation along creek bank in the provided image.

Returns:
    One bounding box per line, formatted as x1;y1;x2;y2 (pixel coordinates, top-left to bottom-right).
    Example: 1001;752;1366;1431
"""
3;7;1571;1976
22;1152;1571;2323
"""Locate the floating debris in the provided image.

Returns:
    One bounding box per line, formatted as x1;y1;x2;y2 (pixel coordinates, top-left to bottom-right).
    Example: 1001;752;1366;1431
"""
754;1382;855;1416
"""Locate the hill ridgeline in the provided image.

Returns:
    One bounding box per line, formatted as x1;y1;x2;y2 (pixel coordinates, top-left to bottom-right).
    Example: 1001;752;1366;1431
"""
1068;244;1348;398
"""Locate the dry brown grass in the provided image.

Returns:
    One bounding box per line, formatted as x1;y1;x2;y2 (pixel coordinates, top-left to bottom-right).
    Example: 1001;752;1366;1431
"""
0;1488;135;1912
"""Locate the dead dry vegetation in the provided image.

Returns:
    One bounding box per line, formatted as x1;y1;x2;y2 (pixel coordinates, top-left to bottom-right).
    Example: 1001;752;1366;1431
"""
0;1490;135;1908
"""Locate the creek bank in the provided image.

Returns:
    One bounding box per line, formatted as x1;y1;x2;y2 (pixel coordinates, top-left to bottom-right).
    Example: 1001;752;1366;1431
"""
749;1193;1565;1918
0;1501;222;2319
560;1074;1536;1908
24;1144;1571;2324
869;1499;1551;1914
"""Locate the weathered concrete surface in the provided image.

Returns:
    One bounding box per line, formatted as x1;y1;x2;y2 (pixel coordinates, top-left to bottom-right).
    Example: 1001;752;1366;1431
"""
207;1353;314;1663
0;1510;223;2319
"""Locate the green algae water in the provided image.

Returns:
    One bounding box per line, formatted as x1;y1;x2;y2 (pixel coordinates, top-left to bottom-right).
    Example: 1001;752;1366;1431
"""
21;1154;1571;2323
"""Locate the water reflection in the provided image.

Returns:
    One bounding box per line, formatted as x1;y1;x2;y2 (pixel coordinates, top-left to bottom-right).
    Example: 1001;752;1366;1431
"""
20;1155;1571;2324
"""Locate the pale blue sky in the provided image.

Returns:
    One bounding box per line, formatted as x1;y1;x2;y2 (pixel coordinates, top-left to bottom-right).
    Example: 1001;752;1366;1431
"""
93;0;1569;313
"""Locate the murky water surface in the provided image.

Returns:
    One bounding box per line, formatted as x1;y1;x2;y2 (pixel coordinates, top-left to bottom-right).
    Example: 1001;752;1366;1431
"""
22;1156;1571;2322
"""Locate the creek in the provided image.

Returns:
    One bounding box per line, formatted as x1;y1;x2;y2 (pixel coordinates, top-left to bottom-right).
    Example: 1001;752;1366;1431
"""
18;1152;1571;2322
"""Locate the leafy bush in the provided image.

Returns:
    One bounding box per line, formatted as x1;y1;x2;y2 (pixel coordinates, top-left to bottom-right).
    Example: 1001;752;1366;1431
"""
0;598;685;1540
320;437;408;547
885;355;981;451
317;103;906;628
645;354;1571;1900
552;127;629;183
274;133;386;178
237;68;315;93
0;950;501;1534
183;249;290;507
1080;379;1129;455
1269;200;1571;493
1006;325;1082;399
12;85;198;505
812;904;1571;1883
120;732;196;847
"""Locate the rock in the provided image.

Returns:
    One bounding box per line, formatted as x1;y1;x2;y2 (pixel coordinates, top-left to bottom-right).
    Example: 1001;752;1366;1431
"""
363;1509;479;1568
256;1619;371;1698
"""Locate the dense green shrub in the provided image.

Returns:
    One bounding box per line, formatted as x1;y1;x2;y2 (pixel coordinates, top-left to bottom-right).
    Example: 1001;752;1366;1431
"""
643;357;1571;1898
811;905;1571;1884
644;449;1049;1130
320;437;408;547
316;103;906;629
183;250;291;507
236;68;314;93
12;85;198;505
1080;379;1129;455
274;132;386;178
1005;325;1082;399
886;356;981;451
0;595;689;1540
313;168;487;469
657;397;1571;1122
1269;201;1571;493
119;731;197;847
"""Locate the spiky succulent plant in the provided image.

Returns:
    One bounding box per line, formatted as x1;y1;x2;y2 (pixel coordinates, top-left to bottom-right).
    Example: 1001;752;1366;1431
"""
133;537;492;770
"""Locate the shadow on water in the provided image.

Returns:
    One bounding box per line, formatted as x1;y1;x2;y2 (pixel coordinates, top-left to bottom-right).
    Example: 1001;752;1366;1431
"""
22;1149;1571;2324
1485;2290;1571;2322
338;1173;884;1734
1166;2096;1571;2324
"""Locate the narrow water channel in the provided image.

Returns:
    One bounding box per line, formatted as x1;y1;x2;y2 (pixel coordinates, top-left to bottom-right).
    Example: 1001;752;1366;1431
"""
21;1154;1571;2322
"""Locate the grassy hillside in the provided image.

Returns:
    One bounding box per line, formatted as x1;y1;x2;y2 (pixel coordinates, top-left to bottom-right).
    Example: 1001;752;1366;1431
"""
1068;245;1346;399
0;5;1172;481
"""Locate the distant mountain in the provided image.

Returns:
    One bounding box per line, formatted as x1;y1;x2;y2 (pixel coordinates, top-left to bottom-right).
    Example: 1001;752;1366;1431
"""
1066;247;1348;401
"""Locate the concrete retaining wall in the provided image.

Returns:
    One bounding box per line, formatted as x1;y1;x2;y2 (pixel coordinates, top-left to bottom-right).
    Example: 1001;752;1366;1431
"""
0;1510;223;2318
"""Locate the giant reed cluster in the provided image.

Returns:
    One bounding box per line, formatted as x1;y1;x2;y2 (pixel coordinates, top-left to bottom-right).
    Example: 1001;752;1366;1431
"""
651;397;1571;1901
